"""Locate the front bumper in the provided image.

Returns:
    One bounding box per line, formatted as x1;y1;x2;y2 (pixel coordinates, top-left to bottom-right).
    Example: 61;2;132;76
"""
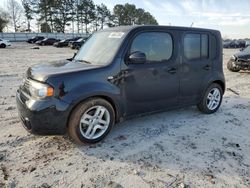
16;89;71;135
229;59;250;70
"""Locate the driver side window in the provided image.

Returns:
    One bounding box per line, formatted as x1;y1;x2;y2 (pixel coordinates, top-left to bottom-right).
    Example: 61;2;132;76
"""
130;32;173;63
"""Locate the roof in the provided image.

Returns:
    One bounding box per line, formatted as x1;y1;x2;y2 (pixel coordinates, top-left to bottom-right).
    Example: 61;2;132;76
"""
103;25;220;34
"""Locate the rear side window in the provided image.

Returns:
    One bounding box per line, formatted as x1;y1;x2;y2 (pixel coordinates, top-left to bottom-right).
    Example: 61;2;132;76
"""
201;34;208;59
210;35;217;59
130;32;173;63
184;34;200;60
184;33;209;60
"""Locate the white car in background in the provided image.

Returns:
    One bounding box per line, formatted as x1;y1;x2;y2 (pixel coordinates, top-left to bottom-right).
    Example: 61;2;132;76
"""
0;38;11;48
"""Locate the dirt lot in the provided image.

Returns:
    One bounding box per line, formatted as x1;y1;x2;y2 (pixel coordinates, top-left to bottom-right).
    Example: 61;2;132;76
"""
0;43;249;188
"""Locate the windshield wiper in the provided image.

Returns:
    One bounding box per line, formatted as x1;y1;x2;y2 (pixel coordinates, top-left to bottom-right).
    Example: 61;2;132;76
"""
74;59;91;64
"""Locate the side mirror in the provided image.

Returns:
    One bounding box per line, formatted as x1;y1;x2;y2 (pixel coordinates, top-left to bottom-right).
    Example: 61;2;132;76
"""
128;51;146;64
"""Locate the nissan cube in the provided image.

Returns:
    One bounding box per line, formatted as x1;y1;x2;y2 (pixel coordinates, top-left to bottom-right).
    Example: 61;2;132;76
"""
16;26;225;144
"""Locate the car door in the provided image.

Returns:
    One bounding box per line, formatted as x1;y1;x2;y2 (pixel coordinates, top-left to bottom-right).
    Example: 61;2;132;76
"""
121;31;180;116
180;32;212;105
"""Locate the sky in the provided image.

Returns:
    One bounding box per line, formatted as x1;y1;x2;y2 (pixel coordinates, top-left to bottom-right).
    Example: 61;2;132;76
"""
1;0;250;39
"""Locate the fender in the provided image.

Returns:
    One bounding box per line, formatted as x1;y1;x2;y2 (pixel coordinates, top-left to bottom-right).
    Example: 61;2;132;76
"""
60;81;125;121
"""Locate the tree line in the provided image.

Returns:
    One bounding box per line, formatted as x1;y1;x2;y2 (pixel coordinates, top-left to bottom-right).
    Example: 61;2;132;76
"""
0;0;158;33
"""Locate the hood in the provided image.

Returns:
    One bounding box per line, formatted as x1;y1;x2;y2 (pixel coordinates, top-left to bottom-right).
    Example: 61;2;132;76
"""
234;51;250;60
27;59;98;82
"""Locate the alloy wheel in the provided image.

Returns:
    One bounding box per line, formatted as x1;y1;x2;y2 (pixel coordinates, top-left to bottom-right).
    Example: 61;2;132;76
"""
79;105;110;140
206;88;221;110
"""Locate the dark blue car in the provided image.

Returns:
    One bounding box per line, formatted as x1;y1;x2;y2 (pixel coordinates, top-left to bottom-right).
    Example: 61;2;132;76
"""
16;26;225;144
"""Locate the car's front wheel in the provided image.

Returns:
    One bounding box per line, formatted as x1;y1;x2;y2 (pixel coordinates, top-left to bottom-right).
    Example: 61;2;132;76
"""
197;83;223;114
68;98;115;144
0;43;6;48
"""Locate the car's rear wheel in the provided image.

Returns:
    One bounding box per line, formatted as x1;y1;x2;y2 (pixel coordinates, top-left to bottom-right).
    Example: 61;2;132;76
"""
68;98;115;144
227;60;240;72
0;44;6;48
197;83;223;114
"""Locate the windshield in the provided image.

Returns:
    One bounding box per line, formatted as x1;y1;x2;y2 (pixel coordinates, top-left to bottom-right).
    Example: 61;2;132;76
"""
74;31;126;65
243;46;250;53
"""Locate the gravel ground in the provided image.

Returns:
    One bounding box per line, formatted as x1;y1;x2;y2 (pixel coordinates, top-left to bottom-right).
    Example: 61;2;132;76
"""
0;42;249;188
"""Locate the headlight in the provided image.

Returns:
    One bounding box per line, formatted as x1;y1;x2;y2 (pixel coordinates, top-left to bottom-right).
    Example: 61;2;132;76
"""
230;55;236;61
29;80;54;99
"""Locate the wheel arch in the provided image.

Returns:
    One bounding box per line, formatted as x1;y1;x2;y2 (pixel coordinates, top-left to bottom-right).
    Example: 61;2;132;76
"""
66;95;120;128
198;78;225;104
212;80;225;94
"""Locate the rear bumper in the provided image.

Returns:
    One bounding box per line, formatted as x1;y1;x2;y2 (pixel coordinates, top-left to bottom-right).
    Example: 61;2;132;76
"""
16;89;71;135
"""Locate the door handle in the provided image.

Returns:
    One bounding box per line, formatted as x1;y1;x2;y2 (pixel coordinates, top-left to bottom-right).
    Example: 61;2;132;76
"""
167;68;177;74
203;65;211;70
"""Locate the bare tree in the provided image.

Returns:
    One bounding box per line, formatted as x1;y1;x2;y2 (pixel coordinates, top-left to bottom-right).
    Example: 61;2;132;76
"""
7;0;23;32
0;8;10;32
21;0;33;32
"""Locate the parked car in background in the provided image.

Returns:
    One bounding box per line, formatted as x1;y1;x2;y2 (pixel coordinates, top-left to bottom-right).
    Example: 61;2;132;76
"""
16;25;225;144
246;40;250;47
223;41;231;48
69;37;82;43
70;37;88;49
238;40;246;48
27;36;45;44
53;37;82;48
53;39;71;48
227;46;250;72
0;38;11;48
223;40;239;48
223;40;246;48
68;37;87;47
36;38;59;46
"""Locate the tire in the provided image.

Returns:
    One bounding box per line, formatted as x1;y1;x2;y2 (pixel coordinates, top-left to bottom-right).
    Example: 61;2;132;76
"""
197;83;223;114
227;60;240;72
68;98;115;144
0;43;6;48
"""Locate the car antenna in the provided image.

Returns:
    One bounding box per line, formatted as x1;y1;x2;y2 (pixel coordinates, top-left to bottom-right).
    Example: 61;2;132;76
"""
190;22;194;27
